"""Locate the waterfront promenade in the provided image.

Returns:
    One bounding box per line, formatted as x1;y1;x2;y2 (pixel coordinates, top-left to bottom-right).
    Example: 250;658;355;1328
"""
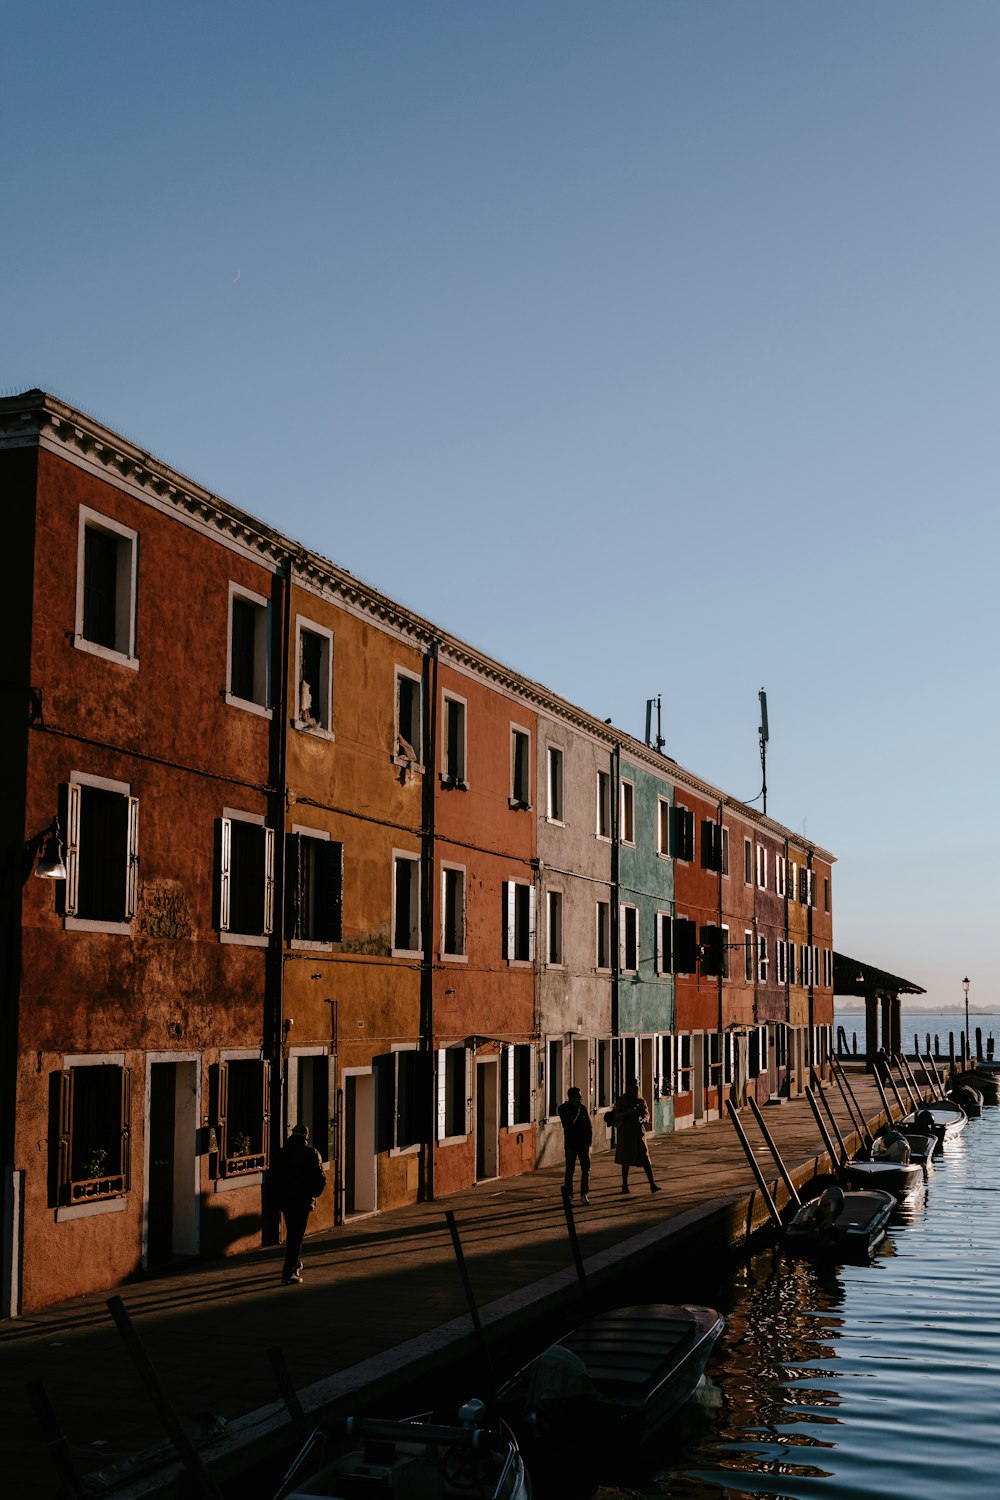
1;1071;892;1497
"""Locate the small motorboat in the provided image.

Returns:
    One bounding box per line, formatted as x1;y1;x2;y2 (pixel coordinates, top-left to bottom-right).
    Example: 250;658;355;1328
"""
898;1100;967;1147
972;1063;1000;1104
949;1081;984;1117
784;1186;895;1259
273;1402;530;1500
841;1131;924;1198
497;1303;723;1457
869;1125;936;1173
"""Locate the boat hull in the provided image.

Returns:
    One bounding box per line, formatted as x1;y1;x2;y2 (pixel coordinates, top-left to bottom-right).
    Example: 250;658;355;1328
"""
784;1189;895;1259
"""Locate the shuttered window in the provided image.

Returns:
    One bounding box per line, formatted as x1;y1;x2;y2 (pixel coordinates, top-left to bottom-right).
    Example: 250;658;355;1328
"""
502;880;535;963
620;904;638;972
657;912;673;975
437;1048;469;1139
671;806;694;861
287;834;343;944
674;917;698;974
54;1063;131;1206
63;780;138;926
217;816;274;938
214;1058;270;1176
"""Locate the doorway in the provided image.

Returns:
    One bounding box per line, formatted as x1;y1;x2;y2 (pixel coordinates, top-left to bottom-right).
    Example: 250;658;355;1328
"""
476;1060;499;1181
640;1037;655;1118
692;1034;706;1123
343;1071;376;1216
146;1059;198;1268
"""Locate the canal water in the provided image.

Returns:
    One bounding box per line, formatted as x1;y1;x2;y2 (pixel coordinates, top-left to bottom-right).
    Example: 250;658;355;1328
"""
594;1091;1000;1499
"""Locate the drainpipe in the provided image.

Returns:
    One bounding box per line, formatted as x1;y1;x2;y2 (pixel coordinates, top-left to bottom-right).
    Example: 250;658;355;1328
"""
264;557;291;1245
610;743;621;1100
421;642;439;1202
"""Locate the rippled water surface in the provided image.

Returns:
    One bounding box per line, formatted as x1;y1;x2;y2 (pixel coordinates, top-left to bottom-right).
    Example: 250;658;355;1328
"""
596;1105;1000;1500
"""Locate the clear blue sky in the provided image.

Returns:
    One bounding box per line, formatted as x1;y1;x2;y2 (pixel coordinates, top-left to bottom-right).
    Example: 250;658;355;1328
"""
6;3;998;1010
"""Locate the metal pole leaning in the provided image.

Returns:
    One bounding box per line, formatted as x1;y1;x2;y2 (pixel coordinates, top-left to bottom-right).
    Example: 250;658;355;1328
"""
805;1086;845;1180
725;1100;782;1231
444;1211;497;1401
747;1097;801;1208
267;1345;307;1432
892;1054;920;1110
899;1051;928;1104
883;1062;908;1115
832;1058;873;1149
811;1069;852;1165
872;1065;895;1129
106;1296;224;1500
24;1378;87;1499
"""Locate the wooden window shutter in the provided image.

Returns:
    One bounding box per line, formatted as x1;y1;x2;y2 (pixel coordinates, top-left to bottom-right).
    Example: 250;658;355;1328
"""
465;1050;473;1136
499;1046;510;1129
217;818;232;932
503;881;513;960
261;1059;271;1167
64;782;81;917
373;1055;394;1153
120;1066;132;1190
527;885;536;960
330;841;344;943
436;1049;446;1139
216;1061;229;1173
263;826;275;935
125;797;139;920
285;832;301;938
56;1069;74;1205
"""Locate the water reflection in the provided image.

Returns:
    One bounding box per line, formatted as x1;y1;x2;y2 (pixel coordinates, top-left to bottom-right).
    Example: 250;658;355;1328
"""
593;1109;1000;1500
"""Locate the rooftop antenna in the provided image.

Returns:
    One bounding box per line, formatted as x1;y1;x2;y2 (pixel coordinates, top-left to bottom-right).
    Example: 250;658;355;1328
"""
758;688;769;816
645;695;665;754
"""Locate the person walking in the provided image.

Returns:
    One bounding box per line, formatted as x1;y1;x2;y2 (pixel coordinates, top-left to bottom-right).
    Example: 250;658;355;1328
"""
557;1085;593;1204
271;1123;326;1285
611;1079;660;1195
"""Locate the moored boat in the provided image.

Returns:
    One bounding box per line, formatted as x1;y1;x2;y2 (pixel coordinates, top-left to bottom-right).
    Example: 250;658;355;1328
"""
274;1403;530;1500
497;1302;724;1458
898;1100;967;1146
784;1186;895;1259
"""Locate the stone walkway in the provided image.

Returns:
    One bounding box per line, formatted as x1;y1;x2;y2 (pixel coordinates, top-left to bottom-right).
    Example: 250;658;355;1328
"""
1;1071;894;1497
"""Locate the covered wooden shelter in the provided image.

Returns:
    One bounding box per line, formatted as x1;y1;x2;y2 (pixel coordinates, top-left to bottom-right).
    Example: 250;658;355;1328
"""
834;952;926;1068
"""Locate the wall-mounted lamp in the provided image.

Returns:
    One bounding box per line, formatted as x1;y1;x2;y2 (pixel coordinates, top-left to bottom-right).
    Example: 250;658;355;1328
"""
27;819;67;883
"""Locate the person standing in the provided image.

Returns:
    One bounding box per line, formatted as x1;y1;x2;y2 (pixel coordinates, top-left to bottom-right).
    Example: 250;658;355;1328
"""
557;1085;593;1204
611;1079;660;1195
271;1123;326;1285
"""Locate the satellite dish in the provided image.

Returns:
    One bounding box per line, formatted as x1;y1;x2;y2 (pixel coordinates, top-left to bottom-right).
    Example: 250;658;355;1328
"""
759;688;769;744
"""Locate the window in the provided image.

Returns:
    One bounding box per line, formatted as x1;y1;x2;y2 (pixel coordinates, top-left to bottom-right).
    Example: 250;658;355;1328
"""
674;916;698;974
597;1040;611;1109
657;1034;675;1097
395;669;423;766
546;889;564;965
756;844;768;890
596;770;611;839
503;1044;533;1127
620;780;635;844
441;865;466;958
675;1034;692;1093
789;862;798;901
215;1057;269;1176
744;930;753;982
289;1054;331;1161
392;853;421;955
287;830;343;945
502;880;535;963
701;820;729;875
546;1039;564;1116
656;912;673;975
748;1026;768;1079
744;837;753;885
375;1047;427;1152
437;1047;468;1139
657;798;671;857
823;948;833;987
62;774;139;930
800;867;814;907
53;1060;130;1206
227;584;271;713
510;727;531;808
441;693;467;787
775;854;786;898
824;876;830;913
218;811;275;942
672;805;694;861
546;746;564;822
813;944;820;986
620;904;638;972
789;941;797;986
700;924;729;979
776;939;787;985
294;619;333;735
75;509;138;667
757;933;768;983
801;945;812;986
596;900;611;971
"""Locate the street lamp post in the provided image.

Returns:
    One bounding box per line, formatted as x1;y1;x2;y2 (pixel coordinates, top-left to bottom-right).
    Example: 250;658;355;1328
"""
963;976;971;1064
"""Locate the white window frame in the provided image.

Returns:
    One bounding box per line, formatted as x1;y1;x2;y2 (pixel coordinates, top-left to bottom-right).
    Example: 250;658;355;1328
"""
504;1043;534;1130
440;691;468;788
744;930;754;983
288;823;340;952
509;725;532;809
546;745;565;824
776;938;787;986
225;582;272;717
675;1033;692;1094
756;844;768;890
744;837;753;886
596;770;612;840
596;899;611;972
393;666;424;770
392;850;422;957
440;862;467;961
546;888;565;967
74;508;139;669
54;1051;131;1222
64;771;139;935
757;932;768;983
545;1037;565;1119
657;797;671;857
789;940;797;986
789;861;798;902
620;903;639;973
656;910;673;976
293;615;334;738
218;807;275;947
436;1046;470;1143
503;879;536;965
775;854;786;898
620;779;636;845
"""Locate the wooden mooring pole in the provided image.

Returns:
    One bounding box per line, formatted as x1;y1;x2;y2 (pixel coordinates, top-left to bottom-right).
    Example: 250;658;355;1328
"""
832;1059;874;1150
747;1098;801;1209
24;1377;87;1499
725;1100;782;1232
106;1296;223;1500
444;1211;497;1401
810;1070;852;1164
267;1345;307;1433
805;1087;845;1179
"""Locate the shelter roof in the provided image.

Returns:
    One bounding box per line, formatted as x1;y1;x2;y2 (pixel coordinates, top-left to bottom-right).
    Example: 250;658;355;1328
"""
834;952;926;997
